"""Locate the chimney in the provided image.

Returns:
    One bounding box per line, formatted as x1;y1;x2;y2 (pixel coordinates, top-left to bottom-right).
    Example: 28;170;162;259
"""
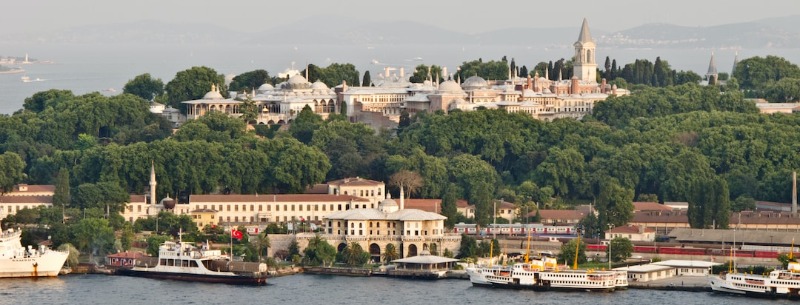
385;67;391;78
442;67;448;80
400;67;405;79
793;171;797;214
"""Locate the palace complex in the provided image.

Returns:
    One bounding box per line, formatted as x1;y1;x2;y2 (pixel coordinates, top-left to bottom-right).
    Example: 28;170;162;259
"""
164;19;628;129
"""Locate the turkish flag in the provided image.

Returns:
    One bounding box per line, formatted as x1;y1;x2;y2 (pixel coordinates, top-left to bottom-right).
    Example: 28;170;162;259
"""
231;229;243;240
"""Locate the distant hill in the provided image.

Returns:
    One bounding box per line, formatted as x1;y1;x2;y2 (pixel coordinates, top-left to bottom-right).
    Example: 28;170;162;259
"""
602;15;800;48
3;15;799;49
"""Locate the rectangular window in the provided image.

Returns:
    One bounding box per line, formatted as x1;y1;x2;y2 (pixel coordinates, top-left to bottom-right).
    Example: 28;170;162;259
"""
299;205;303;211
250;205;254;211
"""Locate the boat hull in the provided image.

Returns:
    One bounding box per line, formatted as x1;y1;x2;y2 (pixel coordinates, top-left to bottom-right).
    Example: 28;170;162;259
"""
0;251;69;278
116;268;267;286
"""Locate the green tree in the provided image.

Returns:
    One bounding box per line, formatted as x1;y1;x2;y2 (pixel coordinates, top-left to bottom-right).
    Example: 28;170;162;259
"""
254;232;271;262
731;195;756;212
362;70;372;86
164;66;227;108
608;237;633;263
557;239;587;267
120;223;134;251
239;98;258;124
58;243;80;268
288;105;323;144
409;64;444;83
70;218;116;255
0;152;25;194
287;239;300;258
383;243;399;263
441;183;459;228
764;78;800;103
229;69;270;92
146;235;170;256
734;56;800;91
22;89;74;113
338;242;370;266
53;168;71;209
303;235;336;266
123;73;164;101
457;234;477;259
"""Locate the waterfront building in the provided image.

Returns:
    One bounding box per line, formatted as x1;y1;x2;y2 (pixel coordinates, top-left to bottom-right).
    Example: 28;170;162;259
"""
121;174;388;228
0;184;54;220
318;191;460;258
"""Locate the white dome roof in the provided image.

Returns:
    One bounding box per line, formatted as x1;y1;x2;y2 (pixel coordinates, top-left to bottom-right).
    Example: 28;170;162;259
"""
203;90;224;100
311;81;328;90
438;80;463;93
378;194;399;213
463;76;488;89
258;83;274;90
288;74;308;85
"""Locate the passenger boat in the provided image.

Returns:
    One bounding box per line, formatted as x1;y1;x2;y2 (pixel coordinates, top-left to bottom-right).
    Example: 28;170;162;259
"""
0;225;69;278
478;262;618;291
116;238;268;286
709;262;800;298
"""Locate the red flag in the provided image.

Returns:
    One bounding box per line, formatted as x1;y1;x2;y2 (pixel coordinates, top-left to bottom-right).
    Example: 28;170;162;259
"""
231;229;243;240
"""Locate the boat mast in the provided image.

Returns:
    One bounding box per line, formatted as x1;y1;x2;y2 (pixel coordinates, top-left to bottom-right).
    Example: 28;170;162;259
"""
573;235;580;270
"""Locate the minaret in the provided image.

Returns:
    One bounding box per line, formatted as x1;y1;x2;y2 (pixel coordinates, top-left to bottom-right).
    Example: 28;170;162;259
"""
706;51;718;85
399;185;405;210
149;160;157;205
732;51;739;75
573;18;597;82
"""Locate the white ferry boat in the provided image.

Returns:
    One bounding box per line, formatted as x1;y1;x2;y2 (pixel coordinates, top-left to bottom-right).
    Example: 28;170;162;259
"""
116;239;268;285
0;225;69;278
483;262;618;291
709;262;800;298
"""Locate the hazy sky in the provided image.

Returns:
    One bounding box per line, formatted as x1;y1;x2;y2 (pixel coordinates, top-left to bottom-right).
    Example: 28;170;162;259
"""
3;0;799;34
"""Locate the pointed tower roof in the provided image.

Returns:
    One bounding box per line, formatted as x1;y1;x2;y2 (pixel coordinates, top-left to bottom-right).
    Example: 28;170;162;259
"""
577;18;593;43
732;51;739;74
707;51;718;75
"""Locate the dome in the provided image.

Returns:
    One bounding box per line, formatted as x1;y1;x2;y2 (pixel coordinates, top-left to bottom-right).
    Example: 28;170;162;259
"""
462;76;488;89
258;83;274;91
311;81;329;90
203;91;223;99
378;194;399;213
288;74;308;85
160;196;175;210
284;74;311;90
438;80;463;93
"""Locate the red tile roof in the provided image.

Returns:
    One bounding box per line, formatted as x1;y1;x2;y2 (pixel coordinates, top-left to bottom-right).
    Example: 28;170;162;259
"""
455;200;471;208
0;195;52;204
129;195;147;203
633;202;673;212
608;225;655;234
326;177;384;187
305;184;329;194
527;209;587;220
107;252;148;259
630;210;689;224
189;194;369;203
14;184;56;193
403;199;442;213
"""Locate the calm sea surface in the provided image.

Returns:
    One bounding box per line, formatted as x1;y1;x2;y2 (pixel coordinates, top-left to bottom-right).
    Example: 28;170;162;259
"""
2;42;799;115
0;274;793;305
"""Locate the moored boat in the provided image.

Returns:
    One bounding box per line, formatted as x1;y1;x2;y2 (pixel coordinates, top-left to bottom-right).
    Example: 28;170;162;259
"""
116;239;268;286
708;262;800;298
0;225;69;278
